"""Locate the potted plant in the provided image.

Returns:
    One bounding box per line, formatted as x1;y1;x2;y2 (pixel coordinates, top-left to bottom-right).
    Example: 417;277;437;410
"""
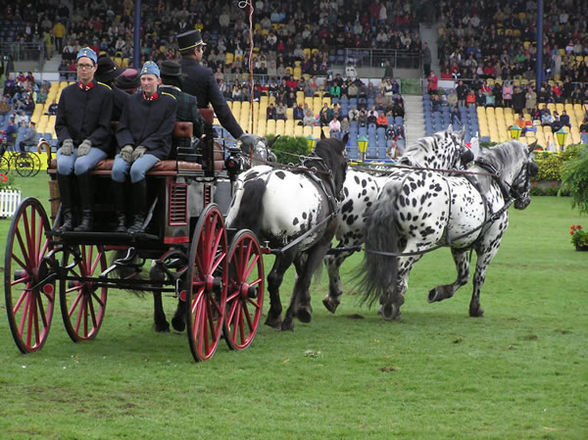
570;225;588;251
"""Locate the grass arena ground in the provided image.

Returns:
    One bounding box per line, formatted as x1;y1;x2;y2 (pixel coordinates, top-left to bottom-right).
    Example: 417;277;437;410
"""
0;173;586;439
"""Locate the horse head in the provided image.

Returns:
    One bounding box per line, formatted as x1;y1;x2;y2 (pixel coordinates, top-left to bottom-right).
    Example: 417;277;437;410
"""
312;133;349;201
477;140;537;210
238;134;279;168
511;142;538;209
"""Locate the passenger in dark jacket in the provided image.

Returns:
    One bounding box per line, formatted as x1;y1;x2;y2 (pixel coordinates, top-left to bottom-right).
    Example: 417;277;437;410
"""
112;61;177;233
55;47;113;232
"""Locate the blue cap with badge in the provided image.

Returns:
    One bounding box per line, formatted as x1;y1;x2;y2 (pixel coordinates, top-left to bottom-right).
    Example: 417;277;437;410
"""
76;47;97;64
140;61;160;78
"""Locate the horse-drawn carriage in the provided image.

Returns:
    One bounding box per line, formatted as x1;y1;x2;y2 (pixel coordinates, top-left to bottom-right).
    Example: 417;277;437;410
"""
4;113;265;362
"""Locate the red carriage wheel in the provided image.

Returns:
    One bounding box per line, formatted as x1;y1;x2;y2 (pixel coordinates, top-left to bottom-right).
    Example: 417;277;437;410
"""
60;244;107;342
224;230;264;350
4;197;55;353
186;204;228;362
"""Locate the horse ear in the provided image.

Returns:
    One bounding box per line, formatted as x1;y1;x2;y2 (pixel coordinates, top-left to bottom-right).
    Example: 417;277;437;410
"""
320;129;326;140
527;141;537;154
341;132;349;146
267;134;280;149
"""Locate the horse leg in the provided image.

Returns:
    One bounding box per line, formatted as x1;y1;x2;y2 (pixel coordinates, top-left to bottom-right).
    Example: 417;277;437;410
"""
428;248;470;303
380;253;422;321
469;230;505;317
171;297;186;331
282;241;330;330
149;261;170;332
323;240;357;314
153;290;170;332
265;253;295;329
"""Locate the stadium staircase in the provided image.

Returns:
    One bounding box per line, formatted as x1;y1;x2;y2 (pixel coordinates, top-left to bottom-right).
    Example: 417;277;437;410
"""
404;94;425;146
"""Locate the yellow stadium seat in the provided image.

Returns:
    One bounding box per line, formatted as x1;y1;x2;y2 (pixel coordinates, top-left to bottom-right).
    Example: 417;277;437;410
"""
286;107;294;120
284;119;294;136
312;126;322;139
275;119;285;136
303;125;312;137
294;124;304;137
266;119;276;135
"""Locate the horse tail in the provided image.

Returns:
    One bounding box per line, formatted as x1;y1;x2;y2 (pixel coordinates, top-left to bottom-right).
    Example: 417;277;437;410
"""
360;182;401;307
229;178;266;234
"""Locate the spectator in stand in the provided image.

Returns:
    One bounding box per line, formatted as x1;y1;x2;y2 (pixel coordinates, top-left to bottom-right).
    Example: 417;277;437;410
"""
450;106;462;127
446;88;458;108
293;102;304;121
422;42;432;77
266;102;277;120
275;101;287;120
502;81;513;108
551;112;563;134
376;111;388;128
303;103;315;126
426;71;438;94
540;106;554;127
340;116;350;133
329;115;341;137
17;121;37;153
560;110;571;129
512;87;526;115
525;86;537;113
580;118;588;133
4;119;18;150
367;107;378;125
348;105;359;122
465;88;476;107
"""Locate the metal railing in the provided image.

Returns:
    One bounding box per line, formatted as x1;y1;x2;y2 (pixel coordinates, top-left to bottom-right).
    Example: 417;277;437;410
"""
0;42;45;72
342;48;421;70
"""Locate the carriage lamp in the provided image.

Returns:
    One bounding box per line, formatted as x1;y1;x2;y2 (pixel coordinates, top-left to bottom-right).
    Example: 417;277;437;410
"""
358;136;368;162
556;127;568;148
306;135;316;151
509;124;522;140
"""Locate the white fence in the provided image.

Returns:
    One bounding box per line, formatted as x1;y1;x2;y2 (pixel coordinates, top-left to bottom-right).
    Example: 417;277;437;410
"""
0;188;22;218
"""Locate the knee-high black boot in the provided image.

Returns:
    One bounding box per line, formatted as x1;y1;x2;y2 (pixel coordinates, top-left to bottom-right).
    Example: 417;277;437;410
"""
74;172;94;232
128;179;147;234
112;181;127;233
57;173;73;232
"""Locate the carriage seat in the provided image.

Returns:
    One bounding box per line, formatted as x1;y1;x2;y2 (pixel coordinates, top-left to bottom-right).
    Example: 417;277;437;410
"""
42;120;226;175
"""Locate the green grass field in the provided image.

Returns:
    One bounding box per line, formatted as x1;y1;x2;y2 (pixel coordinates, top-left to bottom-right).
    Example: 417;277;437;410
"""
0;174;586;439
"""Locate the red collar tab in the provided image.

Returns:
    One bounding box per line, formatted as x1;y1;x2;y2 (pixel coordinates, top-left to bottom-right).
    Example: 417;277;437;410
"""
143;92;158;101
78;81;94;91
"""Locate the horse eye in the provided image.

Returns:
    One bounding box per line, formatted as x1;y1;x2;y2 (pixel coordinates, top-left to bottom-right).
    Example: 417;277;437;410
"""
528;162;538;176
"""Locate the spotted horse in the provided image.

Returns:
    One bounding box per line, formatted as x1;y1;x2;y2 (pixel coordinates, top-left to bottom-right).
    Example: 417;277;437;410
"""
323;126;473;313
361;140;537;320
225;133;348;330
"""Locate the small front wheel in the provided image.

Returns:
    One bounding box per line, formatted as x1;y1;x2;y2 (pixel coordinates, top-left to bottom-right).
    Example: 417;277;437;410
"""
224;230;264;350
60;245;108;342
185;204;228;362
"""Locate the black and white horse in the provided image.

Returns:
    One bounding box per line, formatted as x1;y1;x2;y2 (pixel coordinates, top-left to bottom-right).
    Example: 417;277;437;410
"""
226;133;349;330
323;127;472;313
361;140;537;320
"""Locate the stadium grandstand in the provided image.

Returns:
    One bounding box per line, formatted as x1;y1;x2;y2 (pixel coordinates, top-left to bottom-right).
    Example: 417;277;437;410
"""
1;0;586;160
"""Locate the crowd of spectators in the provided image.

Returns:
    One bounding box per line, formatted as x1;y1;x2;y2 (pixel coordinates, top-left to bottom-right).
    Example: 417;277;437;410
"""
435;0;587;85
3;1;423;82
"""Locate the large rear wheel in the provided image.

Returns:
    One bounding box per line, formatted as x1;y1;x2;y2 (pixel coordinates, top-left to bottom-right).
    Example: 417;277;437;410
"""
185;204;228;362
4;198;55;353
60;245;108;342
224;230;264;350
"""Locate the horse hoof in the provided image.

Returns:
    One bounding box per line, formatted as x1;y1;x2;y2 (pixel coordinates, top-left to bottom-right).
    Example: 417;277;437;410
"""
322;297;339;314
378;304;395;321
469;308;484;318
264;316;282;330
281;320;294;331
171;316;186;332
296;308;312;323
154;321;170;333
427;288;439;303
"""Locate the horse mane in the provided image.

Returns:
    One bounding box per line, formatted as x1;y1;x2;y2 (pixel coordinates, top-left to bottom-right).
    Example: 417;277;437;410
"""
475;140;526;182
400;128;465;169
305;135;348;194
